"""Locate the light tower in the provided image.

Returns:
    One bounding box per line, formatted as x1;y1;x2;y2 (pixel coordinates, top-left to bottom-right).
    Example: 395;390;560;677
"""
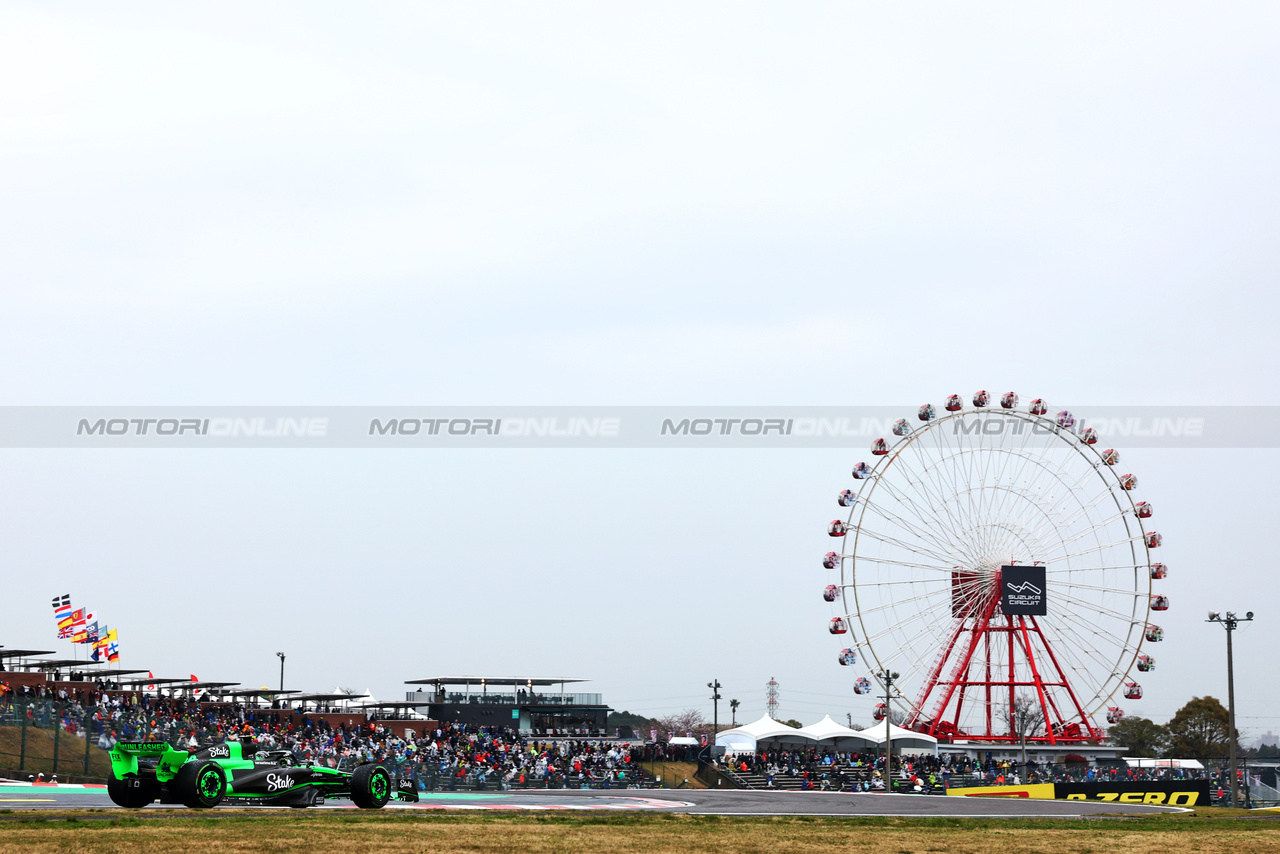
1207;609;1254;808
765;677;780;720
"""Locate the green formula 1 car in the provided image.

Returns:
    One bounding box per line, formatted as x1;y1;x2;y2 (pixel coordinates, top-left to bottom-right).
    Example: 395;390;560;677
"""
107;739;419;809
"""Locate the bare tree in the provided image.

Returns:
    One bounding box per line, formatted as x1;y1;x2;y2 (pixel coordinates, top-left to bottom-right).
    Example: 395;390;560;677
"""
1007;694;1046;766
652;708;709;737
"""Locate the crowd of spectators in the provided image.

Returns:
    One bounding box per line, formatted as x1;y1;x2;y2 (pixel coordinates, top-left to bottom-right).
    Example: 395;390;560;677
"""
0;681;1248;802
709;747;1216;793
1;685;648;790
717;748;946;792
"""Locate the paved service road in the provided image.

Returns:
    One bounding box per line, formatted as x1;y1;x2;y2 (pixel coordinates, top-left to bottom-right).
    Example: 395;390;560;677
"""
0;782;1183;816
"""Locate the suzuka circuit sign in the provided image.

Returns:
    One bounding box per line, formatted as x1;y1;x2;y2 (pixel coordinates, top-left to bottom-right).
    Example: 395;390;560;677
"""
1001;565;1047;616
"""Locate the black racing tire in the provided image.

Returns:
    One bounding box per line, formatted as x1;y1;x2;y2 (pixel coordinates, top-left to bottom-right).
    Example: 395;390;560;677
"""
107;773;157;809
174;760;226;809
350;764;391;809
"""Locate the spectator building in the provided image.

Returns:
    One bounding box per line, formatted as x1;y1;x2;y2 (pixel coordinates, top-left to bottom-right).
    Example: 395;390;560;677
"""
404;676;609;736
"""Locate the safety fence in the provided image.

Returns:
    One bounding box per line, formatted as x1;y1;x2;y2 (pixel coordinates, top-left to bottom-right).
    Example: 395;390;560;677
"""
381;759;656;791
0;698;112;777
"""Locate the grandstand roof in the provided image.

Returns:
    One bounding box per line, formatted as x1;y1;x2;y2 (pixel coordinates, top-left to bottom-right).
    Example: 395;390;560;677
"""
223;688;301;697
118;677;196;686
405;677;588;687
0;649;55;659
288;693;368;702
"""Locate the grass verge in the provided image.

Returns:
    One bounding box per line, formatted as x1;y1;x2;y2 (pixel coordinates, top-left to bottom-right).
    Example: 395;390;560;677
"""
0;810;1277;854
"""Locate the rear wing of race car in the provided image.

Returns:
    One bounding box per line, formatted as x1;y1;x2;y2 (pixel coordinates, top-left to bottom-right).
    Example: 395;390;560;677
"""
109;742;191;783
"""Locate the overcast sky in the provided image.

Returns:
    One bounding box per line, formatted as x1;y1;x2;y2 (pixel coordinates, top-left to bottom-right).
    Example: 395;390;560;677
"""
1;3;1277;738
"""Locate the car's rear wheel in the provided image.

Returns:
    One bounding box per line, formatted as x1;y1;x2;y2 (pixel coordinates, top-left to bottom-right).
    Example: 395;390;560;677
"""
107;773;157;808
175;760;226;809
350;764;391;809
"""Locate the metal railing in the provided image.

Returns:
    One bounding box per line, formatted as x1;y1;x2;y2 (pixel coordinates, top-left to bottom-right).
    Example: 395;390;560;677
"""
389;763;654;791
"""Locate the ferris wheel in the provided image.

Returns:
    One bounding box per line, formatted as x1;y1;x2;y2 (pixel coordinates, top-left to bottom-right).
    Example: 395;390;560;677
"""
823;392;1165;744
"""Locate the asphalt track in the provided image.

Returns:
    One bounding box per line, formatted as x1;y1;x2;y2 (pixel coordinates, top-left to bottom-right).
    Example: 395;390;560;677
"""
0;781;1185;816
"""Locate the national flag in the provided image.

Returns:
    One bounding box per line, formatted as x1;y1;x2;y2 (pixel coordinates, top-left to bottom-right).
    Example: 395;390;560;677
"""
190;674;199;682
146;672;155;691
107;642;119;662
52;594;71;616
92;629;114;661
73;621;99;644
57;613;75;630
90;646;101;662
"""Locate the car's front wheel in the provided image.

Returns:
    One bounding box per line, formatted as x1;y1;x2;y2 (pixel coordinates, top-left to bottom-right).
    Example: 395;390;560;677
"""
350;764;391;809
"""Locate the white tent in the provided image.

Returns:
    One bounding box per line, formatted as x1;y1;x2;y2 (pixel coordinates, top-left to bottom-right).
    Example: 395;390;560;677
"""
716;715;936;754
714;714;806;752
715;730;757;753
861;722;939;753
796;715;880;750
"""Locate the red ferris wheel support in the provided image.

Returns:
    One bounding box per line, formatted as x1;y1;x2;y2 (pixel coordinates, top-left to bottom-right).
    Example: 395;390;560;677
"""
903;568;1104;743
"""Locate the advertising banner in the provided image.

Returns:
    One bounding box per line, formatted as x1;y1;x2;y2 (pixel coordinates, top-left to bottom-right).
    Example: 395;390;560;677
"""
1052;780;1209;806
948;779;1210;806
944;783;1055;799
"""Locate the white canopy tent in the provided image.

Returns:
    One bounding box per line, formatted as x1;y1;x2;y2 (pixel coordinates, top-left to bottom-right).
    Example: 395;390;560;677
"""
862;722;939;753
714;714;807;753
796;716;880;750
716;715;930;754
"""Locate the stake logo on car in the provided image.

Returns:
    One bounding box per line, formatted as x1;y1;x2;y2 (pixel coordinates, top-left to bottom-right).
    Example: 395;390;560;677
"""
266;773;296;792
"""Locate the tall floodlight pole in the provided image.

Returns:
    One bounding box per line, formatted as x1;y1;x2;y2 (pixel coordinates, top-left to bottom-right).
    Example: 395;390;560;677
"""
1207;610;1253;808
276;651;286;693
708;680;722;757
877;670;899;792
